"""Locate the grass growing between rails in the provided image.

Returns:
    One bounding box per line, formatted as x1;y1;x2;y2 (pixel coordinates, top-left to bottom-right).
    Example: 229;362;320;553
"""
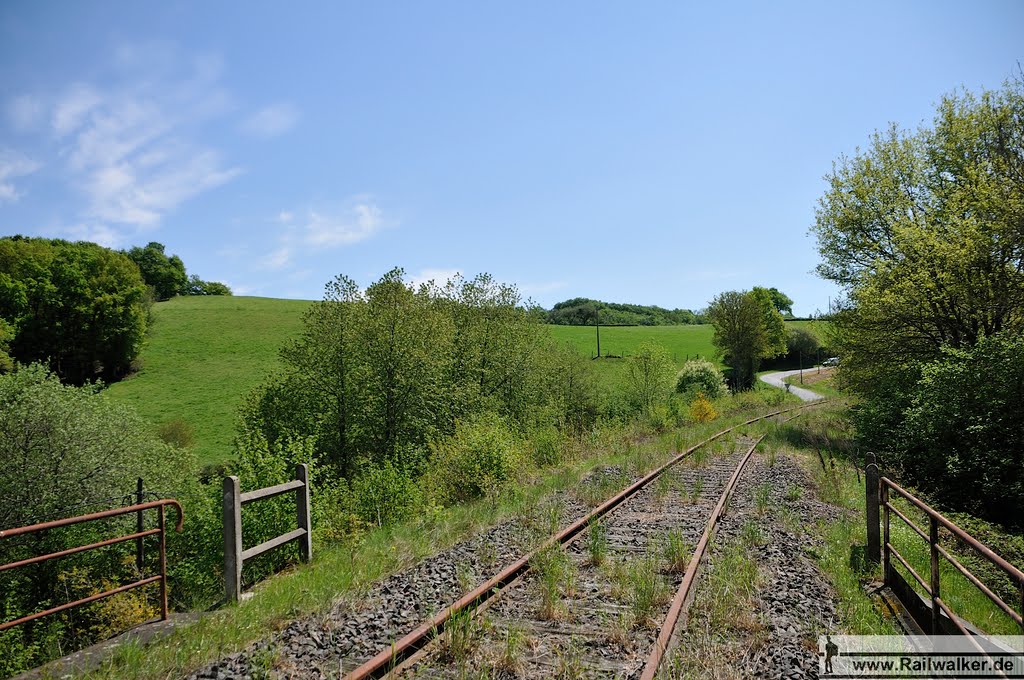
764;405;1022;637
77;394;801;680
105;296;312;465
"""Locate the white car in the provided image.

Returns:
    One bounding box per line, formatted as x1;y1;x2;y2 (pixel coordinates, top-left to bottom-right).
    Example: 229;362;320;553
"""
822;357;840;367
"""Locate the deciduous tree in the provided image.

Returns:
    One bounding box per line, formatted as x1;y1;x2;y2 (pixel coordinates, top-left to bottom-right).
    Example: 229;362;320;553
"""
0;237;148;384
707;289;787;389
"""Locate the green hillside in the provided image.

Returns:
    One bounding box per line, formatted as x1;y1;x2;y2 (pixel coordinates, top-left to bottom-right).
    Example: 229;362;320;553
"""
548;324;717;365
106;297;826;466
105;296;311;465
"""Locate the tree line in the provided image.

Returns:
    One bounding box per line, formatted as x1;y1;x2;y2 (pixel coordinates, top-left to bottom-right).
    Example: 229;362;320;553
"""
545;297;702;325
0;237;230;385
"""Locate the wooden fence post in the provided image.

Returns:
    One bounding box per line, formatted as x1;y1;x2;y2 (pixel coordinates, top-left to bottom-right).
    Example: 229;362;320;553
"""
882;484;891;585
296;464;312;563
865;453;880;565
223;475;242;603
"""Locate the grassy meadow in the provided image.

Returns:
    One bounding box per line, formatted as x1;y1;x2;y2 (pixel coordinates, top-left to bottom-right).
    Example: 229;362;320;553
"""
105;296;312;465
106;296;825;466
548;324;718;365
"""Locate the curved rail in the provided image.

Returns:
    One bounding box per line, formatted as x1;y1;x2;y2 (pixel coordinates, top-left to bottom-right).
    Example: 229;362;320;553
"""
345;401;822;679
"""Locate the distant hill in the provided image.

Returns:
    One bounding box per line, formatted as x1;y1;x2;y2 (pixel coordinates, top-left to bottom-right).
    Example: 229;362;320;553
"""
104;296;311;466
546;297;701;326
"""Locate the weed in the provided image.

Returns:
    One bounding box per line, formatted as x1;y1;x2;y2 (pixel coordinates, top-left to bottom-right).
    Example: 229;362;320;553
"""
779;506;804;538
741;519;765;547
785;484;802;502
587;521;608;566
689;476;704;504
654;472;672;506
700;540;762;632
439;609;481;663
766;446;778;467
544;501;562;535
456;563;475;592
661;529;691;573
531;545;572;620
494;624;526;673
607;610;634;648
477;540;497;567
626;555;669;627
691;445;709;468
553;637;584;678
249;645;277;680
754;482;772;515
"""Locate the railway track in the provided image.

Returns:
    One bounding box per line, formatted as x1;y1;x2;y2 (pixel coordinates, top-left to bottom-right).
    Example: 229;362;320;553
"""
340;403;821;680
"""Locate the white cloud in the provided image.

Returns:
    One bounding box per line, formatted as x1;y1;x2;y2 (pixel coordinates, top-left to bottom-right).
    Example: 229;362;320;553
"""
41;49;241;228
407;268;462;289
260;247;292;271
257;199;390;273
241;103;299;138
0;149;41;203
8;94;43;131
52;83;103;136
304;203;383;247
222;281;254;296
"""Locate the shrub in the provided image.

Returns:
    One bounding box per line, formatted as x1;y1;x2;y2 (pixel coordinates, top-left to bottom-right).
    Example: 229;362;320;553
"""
350;460;422;527
529;424;564;468
675;359;727;399
900;333;1024;527
625;342;676;413
157;418;194;449
425;413;524;505
688;393;718;423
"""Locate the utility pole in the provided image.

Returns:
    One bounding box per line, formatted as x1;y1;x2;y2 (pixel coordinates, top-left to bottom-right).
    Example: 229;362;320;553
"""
595;309;601;358
799;350;804;384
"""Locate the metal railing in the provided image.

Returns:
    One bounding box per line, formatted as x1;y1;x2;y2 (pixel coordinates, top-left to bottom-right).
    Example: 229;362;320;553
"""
864;459;1024;638
222;464;312;603
0;499;184;632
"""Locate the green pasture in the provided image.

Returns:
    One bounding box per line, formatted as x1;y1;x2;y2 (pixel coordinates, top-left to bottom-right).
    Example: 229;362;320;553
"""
105;294;827;466
105;296;312;466
547;324;718;366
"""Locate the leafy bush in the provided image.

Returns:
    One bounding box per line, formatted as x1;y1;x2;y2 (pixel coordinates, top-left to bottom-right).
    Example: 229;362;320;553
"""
350;460;422;527
675;359;727;399
899;333;1024;527
425;414;525;505
0;364;201;672
624;342;676;413
688;393;718;423
529;424;564;468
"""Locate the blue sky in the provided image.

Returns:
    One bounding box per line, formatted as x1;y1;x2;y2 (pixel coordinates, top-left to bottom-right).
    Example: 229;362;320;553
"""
1;2;1021;315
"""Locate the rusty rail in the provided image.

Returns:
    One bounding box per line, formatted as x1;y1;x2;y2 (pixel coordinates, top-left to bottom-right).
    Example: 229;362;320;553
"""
879;477;1024;637
0;499;185;632
344;401;821;679
640;431;768;679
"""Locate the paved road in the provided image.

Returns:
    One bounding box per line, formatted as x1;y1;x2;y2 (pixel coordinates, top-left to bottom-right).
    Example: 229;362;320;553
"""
759;368;825;402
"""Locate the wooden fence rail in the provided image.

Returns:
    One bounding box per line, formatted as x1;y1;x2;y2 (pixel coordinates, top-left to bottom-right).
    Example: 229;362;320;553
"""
222;464;312;603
